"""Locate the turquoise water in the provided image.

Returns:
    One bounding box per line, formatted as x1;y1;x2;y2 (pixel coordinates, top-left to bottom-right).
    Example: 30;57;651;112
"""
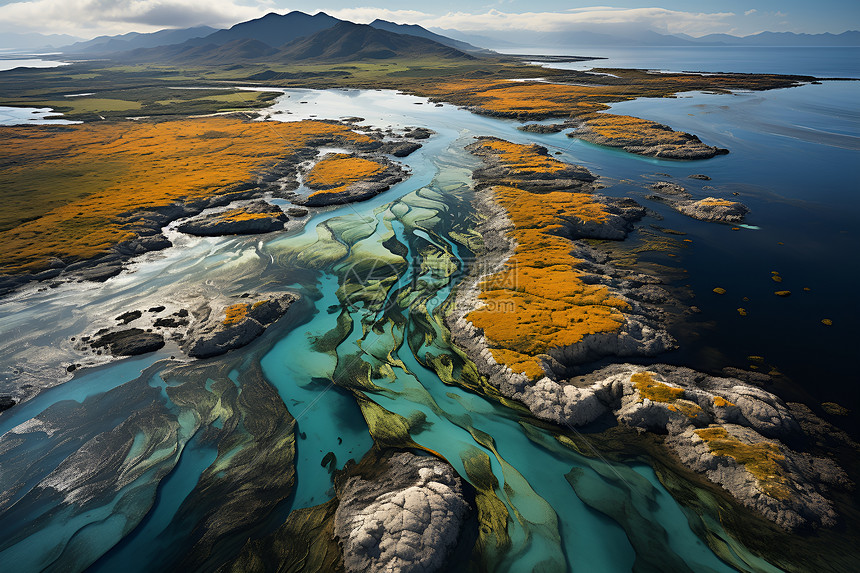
1;47;857;570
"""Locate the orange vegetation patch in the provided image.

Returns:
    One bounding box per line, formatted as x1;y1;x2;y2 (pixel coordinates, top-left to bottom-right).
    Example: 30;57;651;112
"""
694;426;791;499
465;141;629;379
418;72;799;121
305;153;385;198
0;118;374;273
421;79;617;118
713;396;736;408
631;371;685;403
472;138;569;175
218;209;275;223
223;303;249;325
697;198;737;207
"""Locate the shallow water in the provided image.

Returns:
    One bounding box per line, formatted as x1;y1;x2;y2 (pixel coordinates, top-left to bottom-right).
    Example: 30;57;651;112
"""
0;62;856;569
0;58;69;72
0;105;79;125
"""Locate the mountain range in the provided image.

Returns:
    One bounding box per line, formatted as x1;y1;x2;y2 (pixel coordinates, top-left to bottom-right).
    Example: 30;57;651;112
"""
108;17;476;65
2;12;858;58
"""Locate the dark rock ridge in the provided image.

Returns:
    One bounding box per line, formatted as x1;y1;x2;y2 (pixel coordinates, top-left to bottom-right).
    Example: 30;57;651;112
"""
79;292;296;360
333;451;471;573
176;200;287;236
90;328;166;356
518;123;565;134
0;396;16;412
183;292;298;358
647;181;749;223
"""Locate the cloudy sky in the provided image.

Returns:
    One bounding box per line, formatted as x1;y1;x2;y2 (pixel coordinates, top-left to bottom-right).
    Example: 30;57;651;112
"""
0;0;858;39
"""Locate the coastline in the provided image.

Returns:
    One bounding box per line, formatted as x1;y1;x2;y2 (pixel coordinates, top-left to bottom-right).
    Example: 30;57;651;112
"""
444;136;854;536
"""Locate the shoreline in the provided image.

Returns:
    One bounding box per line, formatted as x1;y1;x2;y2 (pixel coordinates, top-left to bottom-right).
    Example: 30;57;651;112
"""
444;136;854;535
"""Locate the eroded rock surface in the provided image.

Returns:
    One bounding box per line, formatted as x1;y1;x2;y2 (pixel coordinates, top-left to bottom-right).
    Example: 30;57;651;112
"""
177;200;287;236
504;362;850;530
334;451;470;573
183;293;298;358
90;328;165;356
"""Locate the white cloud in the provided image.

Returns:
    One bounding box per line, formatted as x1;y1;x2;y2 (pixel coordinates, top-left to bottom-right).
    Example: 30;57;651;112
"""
0;0;267;36
321;7;433;25
323;6;735;36
745;9;757;16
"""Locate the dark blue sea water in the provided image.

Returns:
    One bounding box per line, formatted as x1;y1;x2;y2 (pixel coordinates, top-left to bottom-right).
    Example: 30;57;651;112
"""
505;45;860;78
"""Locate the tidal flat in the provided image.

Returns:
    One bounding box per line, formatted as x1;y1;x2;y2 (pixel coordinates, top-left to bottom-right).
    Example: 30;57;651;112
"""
0;50;858;573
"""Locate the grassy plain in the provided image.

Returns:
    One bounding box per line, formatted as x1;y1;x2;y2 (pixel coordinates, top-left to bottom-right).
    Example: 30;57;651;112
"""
0;118;375;272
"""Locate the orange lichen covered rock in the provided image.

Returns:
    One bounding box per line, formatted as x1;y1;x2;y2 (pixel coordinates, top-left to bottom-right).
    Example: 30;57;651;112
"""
694;426;792;499
223;303;250;326
177;200;287;236
463;138;631;378
467;137;595;191
299;152;406;207
631;371;685;403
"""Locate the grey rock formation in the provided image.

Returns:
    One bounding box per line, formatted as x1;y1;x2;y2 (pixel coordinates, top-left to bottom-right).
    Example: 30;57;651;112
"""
334;452;470;573
647;181;749;223
518;123;564;134
177;200;287;236
90;328;165;356
509;363;848;530
183;293;298;358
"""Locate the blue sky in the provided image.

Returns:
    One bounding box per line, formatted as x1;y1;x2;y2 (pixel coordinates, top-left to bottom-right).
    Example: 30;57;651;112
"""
0;0;857;38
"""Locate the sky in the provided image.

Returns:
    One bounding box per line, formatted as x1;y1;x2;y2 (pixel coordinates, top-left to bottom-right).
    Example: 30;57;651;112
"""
0;0;858;39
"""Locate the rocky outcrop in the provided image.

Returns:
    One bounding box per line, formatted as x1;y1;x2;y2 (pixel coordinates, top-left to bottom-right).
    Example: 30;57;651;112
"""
647;182;749;223
0;396;16;412
447;138;850;532
518;123;564;134
567;114;729;159
295;153;409;208
334;451;471;573
557;196;646;240
382;141;422;157
176;201;287;236
183;293;298;358
466;137;596;192
89;328;165;356
504;362;850;530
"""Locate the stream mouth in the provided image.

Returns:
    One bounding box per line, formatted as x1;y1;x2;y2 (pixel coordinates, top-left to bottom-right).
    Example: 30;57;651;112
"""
0;84;856;571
